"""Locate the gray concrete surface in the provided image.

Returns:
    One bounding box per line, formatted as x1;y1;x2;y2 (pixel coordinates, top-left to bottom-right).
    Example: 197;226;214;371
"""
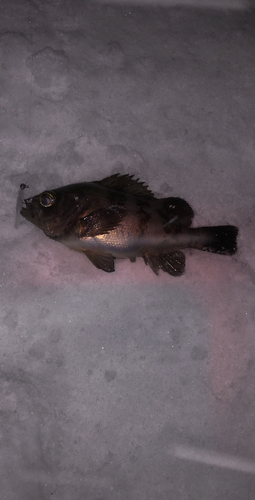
1;1;255;498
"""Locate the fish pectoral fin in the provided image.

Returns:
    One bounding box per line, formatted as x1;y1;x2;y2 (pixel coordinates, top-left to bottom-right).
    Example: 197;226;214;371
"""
84;251;115;273
143;251;185;276
76;206;126;238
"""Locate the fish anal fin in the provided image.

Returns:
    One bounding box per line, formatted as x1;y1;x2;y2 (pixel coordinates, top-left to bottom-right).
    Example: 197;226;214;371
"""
161;197;194;229
84;251;115;272
95;173;154;198
143;251;185;276
76;206;126;238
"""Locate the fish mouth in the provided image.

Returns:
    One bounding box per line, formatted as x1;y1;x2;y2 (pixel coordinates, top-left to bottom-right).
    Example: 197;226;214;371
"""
20;200;42;221
20;201;61;237
20;205;28;217
20;204;30;220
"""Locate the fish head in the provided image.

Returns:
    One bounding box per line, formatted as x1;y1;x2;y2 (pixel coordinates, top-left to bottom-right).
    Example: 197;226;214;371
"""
20;185;90;238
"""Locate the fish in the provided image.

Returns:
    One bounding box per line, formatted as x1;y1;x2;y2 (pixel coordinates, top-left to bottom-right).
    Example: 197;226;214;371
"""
20;173;238;276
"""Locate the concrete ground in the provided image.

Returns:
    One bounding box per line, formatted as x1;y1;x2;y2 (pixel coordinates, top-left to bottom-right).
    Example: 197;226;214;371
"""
1;1;255;498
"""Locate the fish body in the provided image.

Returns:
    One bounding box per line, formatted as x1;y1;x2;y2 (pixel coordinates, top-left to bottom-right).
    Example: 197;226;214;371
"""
20;173;238;276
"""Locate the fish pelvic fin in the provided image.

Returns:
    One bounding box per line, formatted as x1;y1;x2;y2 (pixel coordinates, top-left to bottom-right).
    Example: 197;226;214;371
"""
191;225;238;255
84;251;115;272
143;251;185;276
160;197;194;229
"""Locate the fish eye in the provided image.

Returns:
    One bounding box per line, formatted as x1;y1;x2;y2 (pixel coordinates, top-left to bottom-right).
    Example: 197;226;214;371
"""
39;191;56;207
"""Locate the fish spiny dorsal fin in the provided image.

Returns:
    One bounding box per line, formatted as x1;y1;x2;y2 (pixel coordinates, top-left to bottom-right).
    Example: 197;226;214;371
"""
95;173;154;197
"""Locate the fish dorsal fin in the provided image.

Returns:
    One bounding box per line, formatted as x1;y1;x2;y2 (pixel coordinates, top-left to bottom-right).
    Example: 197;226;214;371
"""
95;173;154;197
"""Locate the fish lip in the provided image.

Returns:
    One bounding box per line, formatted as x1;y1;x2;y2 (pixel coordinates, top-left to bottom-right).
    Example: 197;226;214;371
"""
20;200;42;221
20;206;27;215
20;204;29;218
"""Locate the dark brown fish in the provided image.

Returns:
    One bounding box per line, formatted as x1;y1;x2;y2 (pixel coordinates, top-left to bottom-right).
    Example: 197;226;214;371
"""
20;173;238;276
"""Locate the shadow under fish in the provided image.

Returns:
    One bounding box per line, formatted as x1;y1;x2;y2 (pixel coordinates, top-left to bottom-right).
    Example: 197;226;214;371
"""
20;173;238;276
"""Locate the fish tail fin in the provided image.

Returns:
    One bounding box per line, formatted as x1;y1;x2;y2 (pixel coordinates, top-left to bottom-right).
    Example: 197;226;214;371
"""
192;225;238;255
